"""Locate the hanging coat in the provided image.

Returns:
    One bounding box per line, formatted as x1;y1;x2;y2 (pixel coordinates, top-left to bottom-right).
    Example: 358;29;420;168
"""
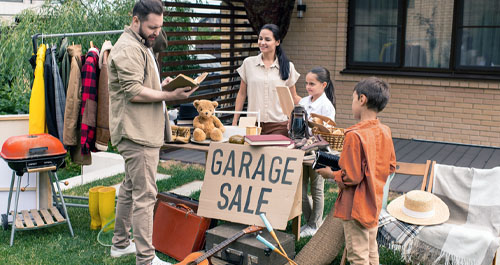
63;45;83;146
29;44;47;134
80;49;99;154
63;44;91;165
44;46;58;139
95;41;113;151
52;45;66;143
58;38;70;92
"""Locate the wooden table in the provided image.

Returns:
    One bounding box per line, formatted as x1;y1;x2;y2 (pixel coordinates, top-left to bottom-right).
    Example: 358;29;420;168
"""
162;142;315;240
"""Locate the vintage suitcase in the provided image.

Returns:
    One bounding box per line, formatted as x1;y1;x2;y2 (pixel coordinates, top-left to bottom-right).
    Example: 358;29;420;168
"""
205;223;295;265
152;199;211;261
154;192;200;214
154;192;218;228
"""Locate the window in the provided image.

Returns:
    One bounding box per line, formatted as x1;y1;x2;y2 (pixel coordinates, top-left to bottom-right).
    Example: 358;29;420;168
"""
346;0;500;76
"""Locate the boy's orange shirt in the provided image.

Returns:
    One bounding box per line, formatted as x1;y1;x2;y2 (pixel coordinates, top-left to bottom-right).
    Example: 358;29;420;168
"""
333;119;396;228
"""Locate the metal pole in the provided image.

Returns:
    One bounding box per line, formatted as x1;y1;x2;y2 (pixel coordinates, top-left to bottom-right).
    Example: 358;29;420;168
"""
32;29;124;55
10;175;22;246
5;171;15;227
51;172;74;237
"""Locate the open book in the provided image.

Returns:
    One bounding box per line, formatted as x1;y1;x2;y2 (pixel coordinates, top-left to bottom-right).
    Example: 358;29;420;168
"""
162;72;208;91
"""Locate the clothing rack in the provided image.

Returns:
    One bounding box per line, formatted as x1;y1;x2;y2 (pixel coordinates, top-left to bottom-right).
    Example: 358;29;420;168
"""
32;29;124;55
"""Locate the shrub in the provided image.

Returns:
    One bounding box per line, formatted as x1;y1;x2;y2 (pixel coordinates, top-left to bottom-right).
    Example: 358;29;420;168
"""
0;0;195;114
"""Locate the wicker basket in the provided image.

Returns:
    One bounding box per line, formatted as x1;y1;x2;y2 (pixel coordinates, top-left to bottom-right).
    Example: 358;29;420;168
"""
313;128;345;151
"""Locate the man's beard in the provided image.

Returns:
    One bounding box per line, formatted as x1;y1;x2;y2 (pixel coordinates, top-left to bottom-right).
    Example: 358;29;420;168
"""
139;24;155;48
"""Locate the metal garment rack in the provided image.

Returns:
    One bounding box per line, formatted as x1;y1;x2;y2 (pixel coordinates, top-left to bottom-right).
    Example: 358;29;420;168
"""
32;29;124;55
30;30;124;207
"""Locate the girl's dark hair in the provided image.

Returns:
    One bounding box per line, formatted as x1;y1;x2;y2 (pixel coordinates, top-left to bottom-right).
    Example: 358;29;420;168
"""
133;0;163;21
309;67;336;108
260;24;290;81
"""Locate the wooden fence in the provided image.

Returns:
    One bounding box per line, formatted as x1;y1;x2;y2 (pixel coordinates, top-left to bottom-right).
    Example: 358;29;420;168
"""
160;0;258;122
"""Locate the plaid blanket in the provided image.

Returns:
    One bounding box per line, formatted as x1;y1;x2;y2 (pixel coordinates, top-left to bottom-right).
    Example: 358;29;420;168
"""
377;209;422;255
408;164;500;265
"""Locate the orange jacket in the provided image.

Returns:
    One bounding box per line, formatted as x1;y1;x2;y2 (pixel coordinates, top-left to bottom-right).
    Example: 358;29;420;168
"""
333;119;396;228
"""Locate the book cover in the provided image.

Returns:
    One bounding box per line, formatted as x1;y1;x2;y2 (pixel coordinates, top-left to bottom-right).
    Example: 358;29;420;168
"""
162;72;208;91
244;134;291;145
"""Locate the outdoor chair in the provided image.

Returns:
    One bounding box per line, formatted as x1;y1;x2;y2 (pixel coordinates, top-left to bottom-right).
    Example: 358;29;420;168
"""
341;160;436;264
379;163;500;265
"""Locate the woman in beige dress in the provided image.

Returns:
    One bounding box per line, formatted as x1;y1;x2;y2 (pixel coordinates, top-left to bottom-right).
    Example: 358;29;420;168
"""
232;24;301;136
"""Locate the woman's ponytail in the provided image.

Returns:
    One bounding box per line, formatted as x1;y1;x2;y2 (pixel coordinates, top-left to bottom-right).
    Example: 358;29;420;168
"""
261;24;290;81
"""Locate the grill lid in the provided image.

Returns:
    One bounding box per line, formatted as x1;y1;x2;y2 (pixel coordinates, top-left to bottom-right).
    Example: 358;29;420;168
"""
0;134;66;161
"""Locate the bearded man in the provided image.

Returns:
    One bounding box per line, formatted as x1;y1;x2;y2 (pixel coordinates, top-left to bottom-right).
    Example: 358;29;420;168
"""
107;1;196;264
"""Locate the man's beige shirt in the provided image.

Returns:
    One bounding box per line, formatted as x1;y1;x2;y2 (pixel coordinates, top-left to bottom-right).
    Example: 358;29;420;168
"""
108;27;164;147
237;53;300;123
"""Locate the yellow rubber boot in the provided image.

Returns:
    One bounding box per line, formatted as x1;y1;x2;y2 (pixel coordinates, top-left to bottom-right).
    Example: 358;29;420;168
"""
98;187;116;232
89;186;105;230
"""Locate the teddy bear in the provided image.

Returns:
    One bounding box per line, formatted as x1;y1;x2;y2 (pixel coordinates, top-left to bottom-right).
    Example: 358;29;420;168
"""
192;99;226;142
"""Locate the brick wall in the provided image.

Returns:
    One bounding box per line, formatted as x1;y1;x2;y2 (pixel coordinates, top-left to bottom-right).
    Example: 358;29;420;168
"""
282;0;500;147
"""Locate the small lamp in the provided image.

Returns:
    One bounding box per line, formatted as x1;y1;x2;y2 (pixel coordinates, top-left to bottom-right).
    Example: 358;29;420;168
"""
297;0;306;18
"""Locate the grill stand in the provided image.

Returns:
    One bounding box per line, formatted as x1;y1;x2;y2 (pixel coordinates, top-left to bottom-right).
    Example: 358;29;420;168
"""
4;168;74;246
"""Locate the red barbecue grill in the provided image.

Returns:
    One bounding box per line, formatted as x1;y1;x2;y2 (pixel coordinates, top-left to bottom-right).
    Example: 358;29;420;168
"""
1;133;74;246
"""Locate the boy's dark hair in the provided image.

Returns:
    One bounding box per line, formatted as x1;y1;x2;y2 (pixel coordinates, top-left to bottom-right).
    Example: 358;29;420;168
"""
354;77;390;112
133;0;163;21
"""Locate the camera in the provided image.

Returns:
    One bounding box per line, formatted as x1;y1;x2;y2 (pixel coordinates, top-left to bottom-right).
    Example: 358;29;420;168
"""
312;151;341;171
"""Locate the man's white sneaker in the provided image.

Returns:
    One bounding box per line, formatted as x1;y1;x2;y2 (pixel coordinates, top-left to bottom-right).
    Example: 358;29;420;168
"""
110;240;136;258
300;224;309;232
300;226;318;237
150;255;172;265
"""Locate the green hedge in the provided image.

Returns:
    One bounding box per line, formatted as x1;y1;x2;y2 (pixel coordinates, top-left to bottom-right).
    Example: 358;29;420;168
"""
0;0;194;115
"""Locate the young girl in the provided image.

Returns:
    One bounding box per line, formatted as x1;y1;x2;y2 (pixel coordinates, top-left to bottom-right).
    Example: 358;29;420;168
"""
298;66;336;237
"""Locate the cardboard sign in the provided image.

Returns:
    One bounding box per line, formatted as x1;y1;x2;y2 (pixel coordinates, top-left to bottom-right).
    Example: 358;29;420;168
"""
198;142;304;230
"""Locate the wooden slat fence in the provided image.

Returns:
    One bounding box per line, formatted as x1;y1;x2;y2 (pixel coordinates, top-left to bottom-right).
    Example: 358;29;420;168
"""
160;0;258;122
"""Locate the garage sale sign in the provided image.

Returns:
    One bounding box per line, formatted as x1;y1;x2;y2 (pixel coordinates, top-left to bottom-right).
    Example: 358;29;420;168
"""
198;142;304;230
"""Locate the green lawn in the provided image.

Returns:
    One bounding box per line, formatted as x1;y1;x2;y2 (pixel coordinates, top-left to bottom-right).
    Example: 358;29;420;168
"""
0;163;405;265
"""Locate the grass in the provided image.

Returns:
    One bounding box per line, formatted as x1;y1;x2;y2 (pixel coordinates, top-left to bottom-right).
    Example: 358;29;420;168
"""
0;162;405;265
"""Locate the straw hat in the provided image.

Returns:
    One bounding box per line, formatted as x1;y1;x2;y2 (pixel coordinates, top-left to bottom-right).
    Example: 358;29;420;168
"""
387;190;450;225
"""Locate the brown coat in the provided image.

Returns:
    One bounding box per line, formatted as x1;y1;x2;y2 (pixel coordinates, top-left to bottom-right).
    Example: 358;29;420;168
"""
62;44;91;165
63;45;82;146
333;119;396;228
95;41;113;151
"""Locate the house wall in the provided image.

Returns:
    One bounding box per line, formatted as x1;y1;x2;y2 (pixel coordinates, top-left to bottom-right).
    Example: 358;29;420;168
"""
282;0;500;147
0;0;44;22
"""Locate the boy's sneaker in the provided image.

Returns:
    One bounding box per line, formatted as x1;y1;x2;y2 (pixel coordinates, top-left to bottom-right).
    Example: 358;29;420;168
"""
110;240;136;258
150;256;172;265
300;226;318;237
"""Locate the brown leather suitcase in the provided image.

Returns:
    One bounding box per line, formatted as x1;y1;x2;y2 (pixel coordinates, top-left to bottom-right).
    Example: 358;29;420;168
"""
154;192;200;214
153;200;211;261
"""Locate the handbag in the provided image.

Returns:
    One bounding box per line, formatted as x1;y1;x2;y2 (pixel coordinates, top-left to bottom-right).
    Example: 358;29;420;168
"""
152;201;211;261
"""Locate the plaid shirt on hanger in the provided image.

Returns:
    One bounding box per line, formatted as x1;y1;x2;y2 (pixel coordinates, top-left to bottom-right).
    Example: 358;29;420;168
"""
80;49;99;154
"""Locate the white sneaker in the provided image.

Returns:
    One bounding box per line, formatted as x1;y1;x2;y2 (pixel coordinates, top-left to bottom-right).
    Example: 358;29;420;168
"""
300;224;309;232
110;240;136;258
300;226;318;237
150;255;172;265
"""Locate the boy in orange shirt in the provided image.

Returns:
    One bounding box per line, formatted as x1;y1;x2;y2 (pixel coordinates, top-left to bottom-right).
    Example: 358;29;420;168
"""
317;77;396;264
